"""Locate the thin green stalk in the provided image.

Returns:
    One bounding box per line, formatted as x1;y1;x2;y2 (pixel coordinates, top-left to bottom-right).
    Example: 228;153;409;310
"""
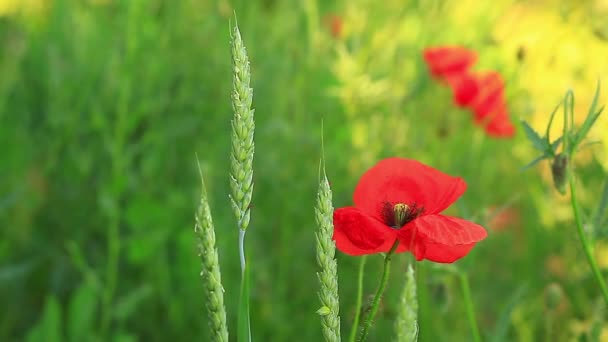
100;0;138;330
349;256;367;342
544;312;553;342
101;210;120;336
569;172;608;306
358;239;399;342
459;272;482;342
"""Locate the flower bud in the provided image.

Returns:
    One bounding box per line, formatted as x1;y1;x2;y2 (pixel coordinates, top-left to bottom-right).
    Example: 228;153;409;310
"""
551;153;568;195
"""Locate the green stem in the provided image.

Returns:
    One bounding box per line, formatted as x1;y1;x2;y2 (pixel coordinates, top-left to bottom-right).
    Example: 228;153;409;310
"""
459;272;482;342
357;239;399;342
544;312;553;342
569;172;608;306
349;256;367;342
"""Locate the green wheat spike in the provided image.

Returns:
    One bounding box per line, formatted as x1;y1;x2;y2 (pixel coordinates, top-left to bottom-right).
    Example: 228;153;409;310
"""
315;165;341;342
194;160;229;342
394;264;418;342
229;21;255;234
230;19;254;342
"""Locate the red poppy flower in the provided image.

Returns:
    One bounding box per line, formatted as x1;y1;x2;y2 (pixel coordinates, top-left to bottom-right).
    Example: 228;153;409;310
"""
466;72;515;138
323;14;343;39
445;73;479;108
333;158;487;263
423;46;477;80
484;109;516;137
487;205;521;232
423;46;516;138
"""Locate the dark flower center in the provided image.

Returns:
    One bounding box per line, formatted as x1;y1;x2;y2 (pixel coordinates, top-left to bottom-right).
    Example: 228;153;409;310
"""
382;202;424;229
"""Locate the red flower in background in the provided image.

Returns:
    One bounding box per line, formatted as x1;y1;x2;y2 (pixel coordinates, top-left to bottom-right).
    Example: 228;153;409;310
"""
423;46;477;80
423;46;516;138
323;14;343;39
445;73;479;107
467;72;515;137
332;158;487;263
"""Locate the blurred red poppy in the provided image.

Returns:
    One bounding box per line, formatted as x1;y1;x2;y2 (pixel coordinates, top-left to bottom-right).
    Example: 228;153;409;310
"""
332;158;487;263
423;46;477;80
423;46;516;138
323;14;343;39
445;73;479;107
486;205;521;232
466;72;515;138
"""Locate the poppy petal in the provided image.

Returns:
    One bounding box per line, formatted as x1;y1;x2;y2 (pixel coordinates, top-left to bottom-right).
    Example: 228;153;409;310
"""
408;214;487;263
353;158;467;220
485;111;516;138
423;46;477;79
333;207;397;256
469;72;505;120
446;73;479;107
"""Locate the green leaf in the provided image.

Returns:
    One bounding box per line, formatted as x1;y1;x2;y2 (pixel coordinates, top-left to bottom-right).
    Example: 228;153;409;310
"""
520;120;547;152
113;284;154;322
550;137;563;153
545;99;563;144
490;285;528;342
238;263;251;342
520;155;548;172
589;80;601;116
575;106;604;147
26;296;63;342
578;140;602;151
563;90;575;154
68;281;98;342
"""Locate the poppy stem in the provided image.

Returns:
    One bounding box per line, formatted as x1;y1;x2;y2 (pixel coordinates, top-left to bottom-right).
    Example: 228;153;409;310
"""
459;272;482;342
357;239;399;342
569;171;608;306
349;256;367;342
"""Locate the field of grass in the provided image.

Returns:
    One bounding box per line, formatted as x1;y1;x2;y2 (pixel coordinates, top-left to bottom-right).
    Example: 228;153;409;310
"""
2;0;608;341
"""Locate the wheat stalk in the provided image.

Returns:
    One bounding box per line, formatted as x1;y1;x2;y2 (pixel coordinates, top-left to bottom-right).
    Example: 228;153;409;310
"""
394;264;418;342
315;166;341;342
194;160;229;342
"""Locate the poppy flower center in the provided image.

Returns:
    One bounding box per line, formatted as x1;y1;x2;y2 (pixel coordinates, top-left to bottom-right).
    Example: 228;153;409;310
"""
382;202;424;229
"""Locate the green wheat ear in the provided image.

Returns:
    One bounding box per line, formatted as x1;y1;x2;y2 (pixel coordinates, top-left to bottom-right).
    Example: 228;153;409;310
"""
229;21;255;235
394;264;418;342
315;164;341;342
230;19;254;342
194;159;229;342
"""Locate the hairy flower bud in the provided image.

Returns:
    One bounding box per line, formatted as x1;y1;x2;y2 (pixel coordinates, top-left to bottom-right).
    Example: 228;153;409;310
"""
551;153;568;195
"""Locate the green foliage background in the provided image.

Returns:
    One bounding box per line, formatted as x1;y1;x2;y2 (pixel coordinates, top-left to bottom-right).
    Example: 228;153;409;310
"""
1;0;608;341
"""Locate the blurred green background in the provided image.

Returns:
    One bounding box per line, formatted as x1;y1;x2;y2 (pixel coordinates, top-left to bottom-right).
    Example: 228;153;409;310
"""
2;0;608;341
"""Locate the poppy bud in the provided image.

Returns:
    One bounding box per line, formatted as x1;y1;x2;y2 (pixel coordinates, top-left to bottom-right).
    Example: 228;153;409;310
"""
516;46;526;62
551;153;568;195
